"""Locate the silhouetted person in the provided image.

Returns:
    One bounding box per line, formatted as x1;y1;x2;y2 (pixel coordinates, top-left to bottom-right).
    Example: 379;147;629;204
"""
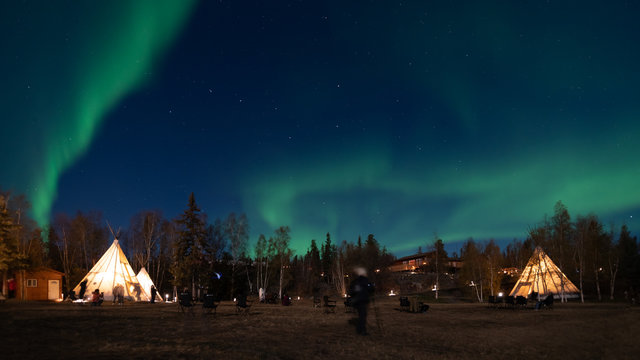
62;282;68;301
150;286;157;303
348;267;373;335
237;292;248;309
78;280;88;300
281;292;291;306
8;278;16;298
113;284;124;305
133;284;142;302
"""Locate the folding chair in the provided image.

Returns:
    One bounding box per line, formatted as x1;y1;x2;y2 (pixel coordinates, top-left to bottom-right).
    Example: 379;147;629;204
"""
202;294;219;315
178;292;194;314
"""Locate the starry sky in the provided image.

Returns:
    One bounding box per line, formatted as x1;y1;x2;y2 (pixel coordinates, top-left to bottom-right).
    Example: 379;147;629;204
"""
2;1;639;256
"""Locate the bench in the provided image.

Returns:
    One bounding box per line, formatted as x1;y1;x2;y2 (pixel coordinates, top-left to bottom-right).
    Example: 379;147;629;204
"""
323;296;336;313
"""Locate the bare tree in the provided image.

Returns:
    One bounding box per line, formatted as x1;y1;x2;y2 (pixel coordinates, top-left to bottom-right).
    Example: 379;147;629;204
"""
129;210;162;271
225;213;250;297
574;215;588;303
483;239;502;297
273;226;292;299
550;201;573;302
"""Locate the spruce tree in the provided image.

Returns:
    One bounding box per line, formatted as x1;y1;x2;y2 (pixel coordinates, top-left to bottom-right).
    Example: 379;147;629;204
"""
171;193;207;295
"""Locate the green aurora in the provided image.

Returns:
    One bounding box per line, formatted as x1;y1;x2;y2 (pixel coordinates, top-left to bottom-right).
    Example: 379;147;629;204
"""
1;1;196;226
2;1;639;255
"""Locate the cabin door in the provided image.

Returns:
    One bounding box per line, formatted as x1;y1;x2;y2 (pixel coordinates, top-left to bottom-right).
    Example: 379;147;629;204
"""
48;280;60;300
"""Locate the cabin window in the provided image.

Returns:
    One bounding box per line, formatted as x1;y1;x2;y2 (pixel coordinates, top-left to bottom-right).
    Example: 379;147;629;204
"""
27;279;38;287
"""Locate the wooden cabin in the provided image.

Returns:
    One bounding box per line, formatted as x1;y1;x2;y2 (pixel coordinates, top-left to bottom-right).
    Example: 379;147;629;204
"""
14;267;64;301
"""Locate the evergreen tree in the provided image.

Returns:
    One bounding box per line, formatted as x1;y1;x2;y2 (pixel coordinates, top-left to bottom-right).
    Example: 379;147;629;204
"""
430;235;448;300
321;232;336;280
459;238;484;302
308;239;321;285
171;193;207;294
617;224;639;293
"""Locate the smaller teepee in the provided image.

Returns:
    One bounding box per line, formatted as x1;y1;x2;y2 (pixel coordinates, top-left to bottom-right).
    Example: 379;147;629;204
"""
73;239;148;302
136;267;163;302
510;247;579;300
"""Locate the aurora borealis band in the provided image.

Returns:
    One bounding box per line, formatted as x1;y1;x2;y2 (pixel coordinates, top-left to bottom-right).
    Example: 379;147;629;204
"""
2;1;639;255
1;1;196;226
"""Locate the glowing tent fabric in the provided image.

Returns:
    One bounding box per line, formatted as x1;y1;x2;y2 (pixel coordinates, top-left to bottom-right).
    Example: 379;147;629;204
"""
136;267;163;302
73;239;148;301
509;247;579;300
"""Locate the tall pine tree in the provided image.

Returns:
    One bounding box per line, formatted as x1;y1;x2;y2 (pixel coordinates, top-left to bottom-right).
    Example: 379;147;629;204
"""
171;193;207;295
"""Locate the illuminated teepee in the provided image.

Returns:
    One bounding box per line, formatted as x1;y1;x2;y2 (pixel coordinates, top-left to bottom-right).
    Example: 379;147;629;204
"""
509;247;579;300
73;239;148;302
136;267;163;302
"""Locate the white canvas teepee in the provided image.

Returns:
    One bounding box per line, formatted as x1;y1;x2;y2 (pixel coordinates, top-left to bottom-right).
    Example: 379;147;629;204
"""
136;267;163;302
509;246;579;300
73;239;149;302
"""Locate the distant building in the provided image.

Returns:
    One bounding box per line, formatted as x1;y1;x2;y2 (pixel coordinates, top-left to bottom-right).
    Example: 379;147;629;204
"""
501;267;520;277
389;251;463;274
13;267;64;301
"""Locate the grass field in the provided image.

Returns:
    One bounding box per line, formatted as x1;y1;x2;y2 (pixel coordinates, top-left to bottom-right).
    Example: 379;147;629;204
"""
1;297;638;359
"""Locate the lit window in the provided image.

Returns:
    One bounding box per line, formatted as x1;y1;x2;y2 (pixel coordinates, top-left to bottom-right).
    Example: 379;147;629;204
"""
27;279;37;287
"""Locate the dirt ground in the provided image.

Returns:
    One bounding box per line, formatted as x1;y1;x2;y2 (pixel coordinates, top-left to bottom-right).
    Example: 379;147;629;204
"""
1;297;638;360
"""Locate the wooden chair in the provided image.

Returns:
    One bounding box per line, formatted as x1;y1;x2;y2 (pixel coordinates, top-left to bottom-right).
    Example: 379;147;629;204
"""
178;293;194;314
399;296;410;312
323;295;336;313
236;295;252;315
202;294;219;315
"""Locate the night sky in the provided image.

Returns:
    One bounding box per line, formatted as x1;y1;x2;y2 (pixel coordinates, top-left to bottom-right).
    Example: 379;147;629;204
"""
2;1;639;256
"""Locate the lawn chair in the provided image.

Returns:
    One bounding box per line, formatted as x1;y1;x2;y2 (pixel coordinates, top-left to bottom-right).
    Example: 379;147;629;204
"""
312;296;321;308
202;294;219;315
178;292;194;314
323;295;336;313
236;294;252;315
504;296;516;309
515;296;527;309
399;296;410;312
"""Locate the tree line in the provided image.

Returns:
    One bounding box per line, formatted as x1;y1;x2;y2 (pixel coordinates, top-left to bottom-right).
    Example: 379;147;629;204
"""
456;201;639;302
0;190;394;300
2;188;638;302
